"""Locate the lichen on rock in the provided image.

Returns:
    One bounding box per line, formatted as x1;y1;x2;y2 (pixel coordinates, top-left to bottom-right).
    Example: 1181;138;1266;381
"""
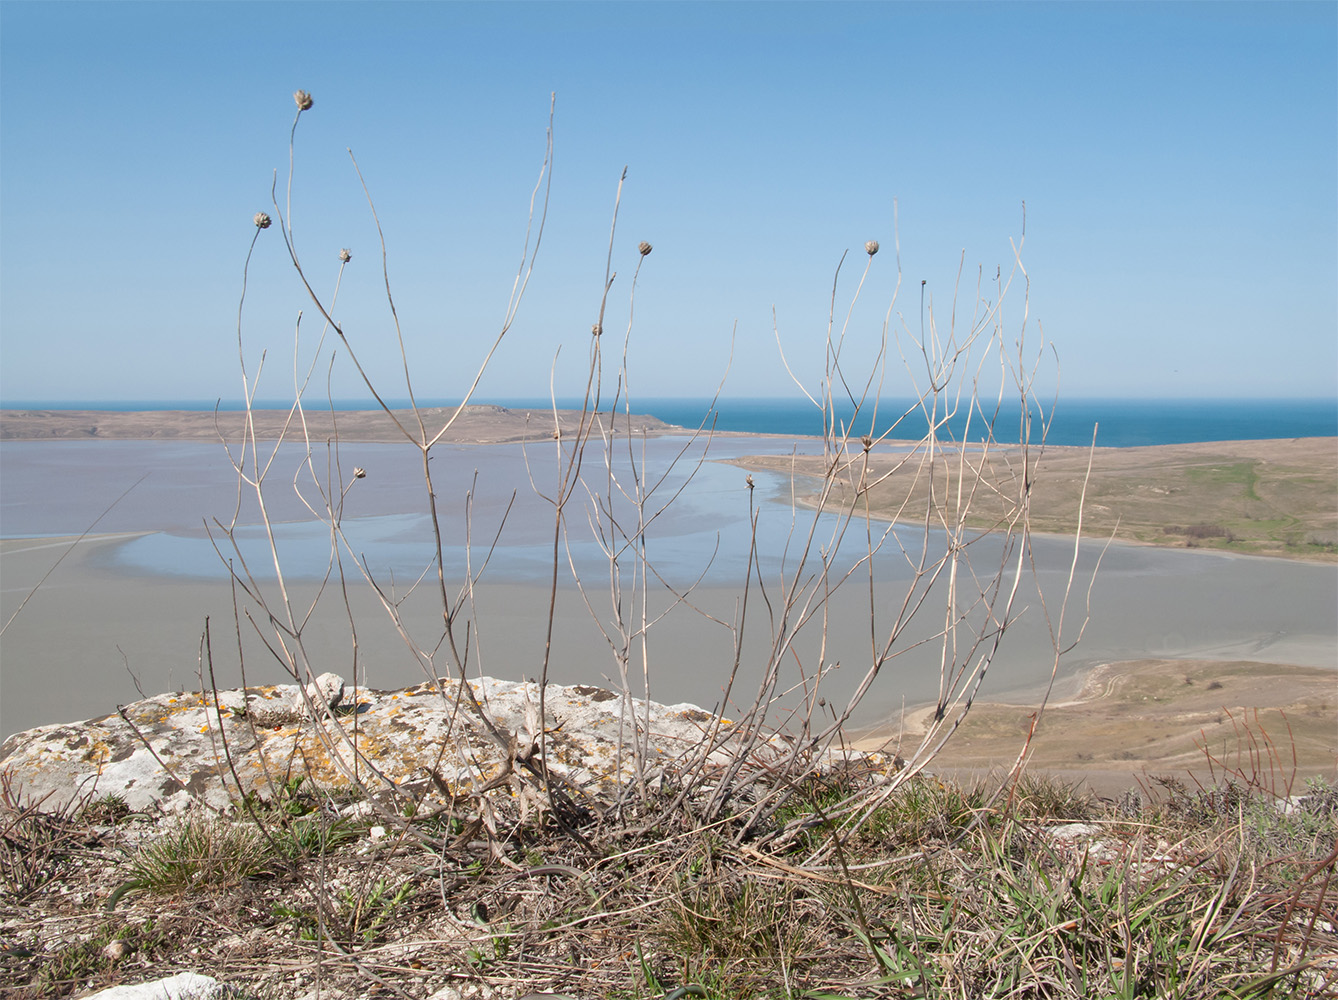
0;675;776;818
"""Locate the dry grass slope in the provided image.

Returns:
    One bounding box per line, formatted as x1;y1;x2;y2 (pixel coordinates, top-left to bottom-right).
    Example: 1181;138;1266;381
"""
733;436;1338;561
1;768;1334;999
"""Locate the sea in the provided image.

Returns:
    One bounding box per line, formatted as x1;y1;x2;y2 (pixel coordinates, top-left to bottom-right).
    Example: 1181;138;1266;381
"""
9;396;1338;448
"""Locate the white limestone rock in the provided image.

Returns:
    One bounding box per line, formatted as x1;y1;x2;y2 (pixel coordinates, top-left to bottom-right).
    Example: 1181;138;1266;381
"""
84;972;240;1000
0;676;779;816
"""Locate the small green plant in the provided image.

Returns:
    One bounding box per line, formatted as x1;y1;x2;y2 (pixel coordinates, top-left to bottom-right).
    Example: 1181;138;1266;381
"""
33;918;174;998
1009;771;1097;821
276;875;418;947
339;876;416;944
269;813;361;860
78;793;130;825
109;815;271;907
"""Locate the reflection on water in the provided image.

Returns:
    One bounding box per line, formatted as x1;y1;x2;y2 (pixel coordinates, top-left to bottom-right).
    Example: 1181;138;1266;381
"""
2;435;1335;740
8;435;919;586
35;436;1335;674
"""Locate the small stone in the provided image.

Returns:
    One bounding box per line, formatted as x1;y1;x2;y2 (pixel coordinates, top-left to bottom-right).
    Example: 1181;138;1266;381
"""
305;672;345;709
101;939;129;961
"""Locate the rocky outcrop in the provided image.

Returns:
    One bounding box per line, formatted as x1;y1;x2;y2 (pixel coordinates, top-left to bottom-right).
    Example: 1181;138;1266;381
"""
0;674;758;817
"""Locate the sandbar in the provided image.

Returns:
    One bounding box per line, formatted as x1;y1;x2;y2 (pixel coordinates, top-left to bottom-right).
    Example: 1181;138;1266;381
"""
730;436;1338;562
0;406;680;444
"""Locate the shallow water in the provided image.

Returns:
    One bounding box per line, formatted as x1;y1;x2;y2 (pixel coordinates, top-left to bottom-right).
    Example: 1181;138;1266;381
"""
2;436;1335;740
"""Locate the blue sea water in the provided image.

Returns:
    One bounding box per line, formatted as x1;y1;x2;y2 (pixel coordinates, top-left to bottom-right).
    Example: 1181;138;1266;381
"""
8;397;1336;447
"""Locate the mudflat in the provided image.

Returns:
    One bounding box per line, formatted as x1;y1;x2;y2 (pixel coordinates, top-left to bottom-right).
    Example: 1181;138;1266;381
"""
732;436;1338;562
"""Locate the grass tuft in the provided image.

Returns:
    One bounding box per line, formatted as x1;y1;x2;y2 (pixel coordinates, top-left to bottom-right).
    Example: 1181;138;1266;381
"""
113;814;272;905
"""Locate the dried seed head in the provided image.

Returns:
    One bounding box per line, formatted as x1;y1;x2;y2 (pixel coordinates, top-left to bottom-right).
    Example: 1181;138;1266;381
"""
294;90;313;111
638;241;653;256
591;323;602;337
745;474;755;490
861;435;873;452
339;248;352;263
353;467;366;479
865;240;880;256
254;212;272;230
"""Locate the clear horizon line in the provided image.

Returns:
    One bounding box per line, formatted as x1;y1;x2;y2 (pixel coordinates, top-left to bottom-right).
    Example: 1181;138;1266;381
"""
3;394;1336;408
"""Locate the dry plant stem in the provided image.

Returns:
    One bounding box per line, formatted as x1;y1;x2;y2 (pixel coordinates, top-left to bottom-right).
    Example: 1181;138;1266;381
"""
737;215;1077;846
200;618;269;836
0;473;149;638
230;95;562;818
580;254;730;805
530;167;626;809
1270;835;1338;975
215;94;1085;919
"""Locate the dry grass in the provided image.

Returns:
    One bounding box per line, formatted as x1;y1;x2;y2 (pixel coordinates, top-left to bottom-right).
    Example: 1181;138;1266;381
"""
2;766;1334;999
733;436;1338;562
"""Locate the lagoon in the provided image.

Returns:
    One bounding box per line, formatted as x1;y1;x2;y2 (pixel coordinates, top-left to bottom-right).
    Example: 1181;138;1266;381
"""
2;435;1335;742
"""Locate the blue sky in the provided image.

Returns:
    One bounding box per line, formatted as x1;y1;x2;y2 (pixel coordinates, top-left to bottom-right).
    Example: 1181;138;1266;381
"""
2;1;1334;404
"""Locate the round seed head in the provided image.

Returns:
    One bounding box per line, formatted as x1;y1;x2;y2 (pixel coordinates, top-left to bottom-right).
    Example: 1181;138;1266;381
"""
638;241;653;256
339;248;352;263
865;240;880;256
591;323;602;337
861;435;873;452
745;474;755;490
294;90;314;111
353;467;366;479
254;212;272;230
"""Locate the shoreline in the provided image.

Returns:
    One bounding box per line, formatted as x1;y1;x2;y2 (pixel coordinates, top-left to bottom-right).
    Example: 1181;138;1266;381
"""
857;656;1337;797
4;531;1335;793
3;423;1335;789
726;436;1338;564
